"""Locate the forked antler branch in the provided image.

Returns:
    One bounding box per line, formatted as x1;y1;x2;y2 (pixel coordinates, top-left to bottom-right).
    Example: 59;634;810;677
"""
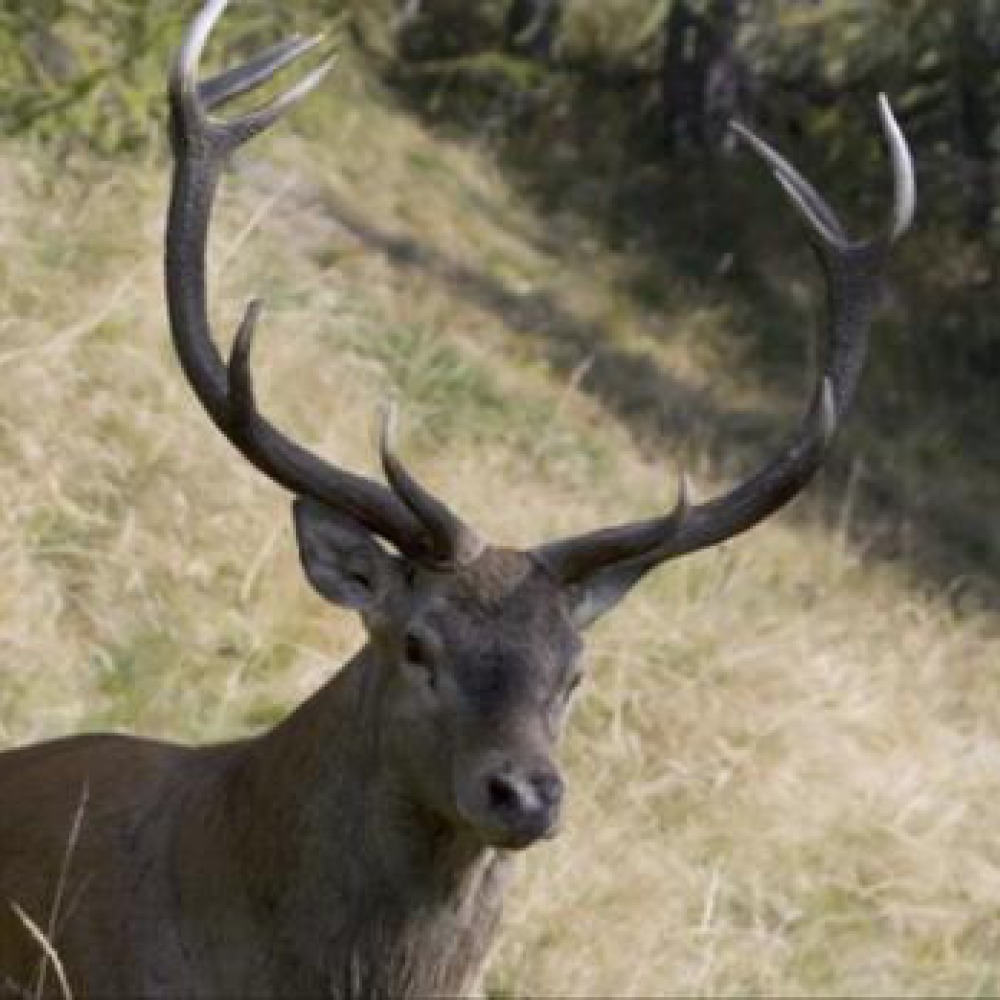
534;97;914;585
165;0;481;565
167;0;912;586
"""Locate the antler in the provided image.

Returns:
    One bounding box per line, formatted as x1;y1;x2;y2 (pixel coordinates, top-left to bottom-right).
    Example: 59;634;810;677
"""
166;0;482;566
535;96;914;585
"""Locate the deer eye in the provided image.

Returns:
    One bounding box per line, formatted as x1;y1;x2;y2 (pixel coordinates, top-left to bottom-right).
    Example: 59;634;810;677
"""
405;633;427;664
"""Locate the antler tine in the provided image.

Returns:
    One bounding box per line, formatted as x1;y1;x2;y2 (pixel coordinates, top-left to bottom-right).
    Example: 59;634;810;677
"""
728;121;847;246
379;404;485;567
536;472;691;585
878;94;916;243
731;93;915;253
166;0;475;563
171;0;334;149
532;99;913;585
170;0;226;124
227;299;262;427
230;57;336;145
198;35;326;112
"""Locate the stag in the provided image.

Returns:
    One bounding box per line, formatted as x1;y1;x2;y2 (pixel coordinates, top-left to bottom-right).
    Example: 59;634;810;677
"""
0;1;913;996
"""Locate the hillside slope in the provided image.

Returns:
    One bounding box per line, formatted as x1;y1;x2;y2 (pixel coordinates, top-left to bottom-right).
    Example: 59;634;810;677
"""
1;57;998;995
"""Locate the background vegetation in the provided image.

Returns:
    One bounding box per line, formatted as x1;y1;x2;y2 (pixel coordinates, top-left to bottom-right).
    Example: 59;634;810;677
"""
0;0;997;994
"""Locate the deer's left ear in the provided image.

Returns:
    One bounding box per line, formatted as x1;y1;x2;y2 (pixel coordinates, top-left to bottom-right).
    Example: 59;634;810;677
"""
293;496;401;612
565;561;653;630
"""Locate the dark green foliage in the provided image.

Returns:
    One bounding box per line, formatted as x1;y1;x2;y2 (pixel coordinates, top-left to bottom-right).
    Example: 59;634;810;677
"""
0;0;348;152
0;1;182;150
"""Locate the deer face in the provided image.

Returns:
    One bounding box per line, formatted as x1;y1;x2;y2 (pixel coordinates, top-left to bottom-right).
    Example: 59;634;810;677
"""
294;498;582;849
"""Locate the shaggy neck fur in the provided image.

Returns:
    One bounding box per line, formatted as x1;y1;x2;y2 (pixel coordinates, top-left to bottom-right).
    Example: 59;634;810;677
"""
175;646;512;999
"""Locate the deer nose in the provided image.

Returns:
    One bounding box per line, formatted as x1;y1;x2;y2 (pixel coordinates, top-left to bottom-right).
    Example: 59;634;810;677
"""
483;764;564;844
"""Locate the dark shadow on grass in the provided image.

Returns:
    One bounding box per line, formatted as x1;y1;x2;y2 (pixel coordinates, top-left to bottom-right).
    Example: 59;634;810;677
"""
325;53;1000;611
320;187;787;456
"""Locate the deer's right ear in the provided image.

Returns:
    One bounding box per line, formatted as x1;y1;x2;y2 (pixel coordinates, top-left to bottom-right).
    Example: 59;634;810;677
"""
293;497;399;611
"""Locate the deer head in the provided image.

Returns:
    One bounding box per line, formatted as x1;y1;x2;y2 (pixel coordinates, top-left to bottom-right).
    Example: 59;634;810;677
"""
166;0;913;852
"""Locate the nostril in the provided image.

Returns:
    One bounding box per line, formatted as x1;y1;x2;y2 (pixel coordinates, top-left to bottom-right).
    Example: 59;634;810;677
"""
532;771;564;810
487;774;523;813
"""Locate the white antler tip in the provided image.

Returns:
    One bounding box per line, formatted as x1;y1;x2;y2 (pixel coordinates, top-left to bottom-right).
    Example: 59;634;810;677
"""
818;377;837;444
171;0;231;104
676;470;694;515
377;398;401;455
877;93;916;242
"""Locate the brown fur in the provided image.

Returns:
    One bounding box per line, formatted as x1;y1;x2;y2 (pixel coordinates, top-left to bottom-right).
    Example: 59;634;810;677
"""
0;548;578;999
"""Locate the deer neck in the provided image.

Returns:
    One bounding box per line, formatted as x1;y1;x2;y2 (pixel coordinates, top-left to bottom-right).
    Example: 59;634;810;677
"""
194;644;512;992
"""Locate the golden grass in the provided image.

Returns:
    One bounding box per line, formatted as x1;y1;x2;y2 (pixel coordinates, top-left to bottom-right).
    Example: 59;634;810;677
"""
0;88;998;998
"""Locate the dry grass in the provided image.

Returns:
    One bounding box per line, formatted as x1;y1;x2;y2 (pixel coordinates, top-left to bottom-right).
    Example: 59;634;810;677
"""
0;78;998;998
